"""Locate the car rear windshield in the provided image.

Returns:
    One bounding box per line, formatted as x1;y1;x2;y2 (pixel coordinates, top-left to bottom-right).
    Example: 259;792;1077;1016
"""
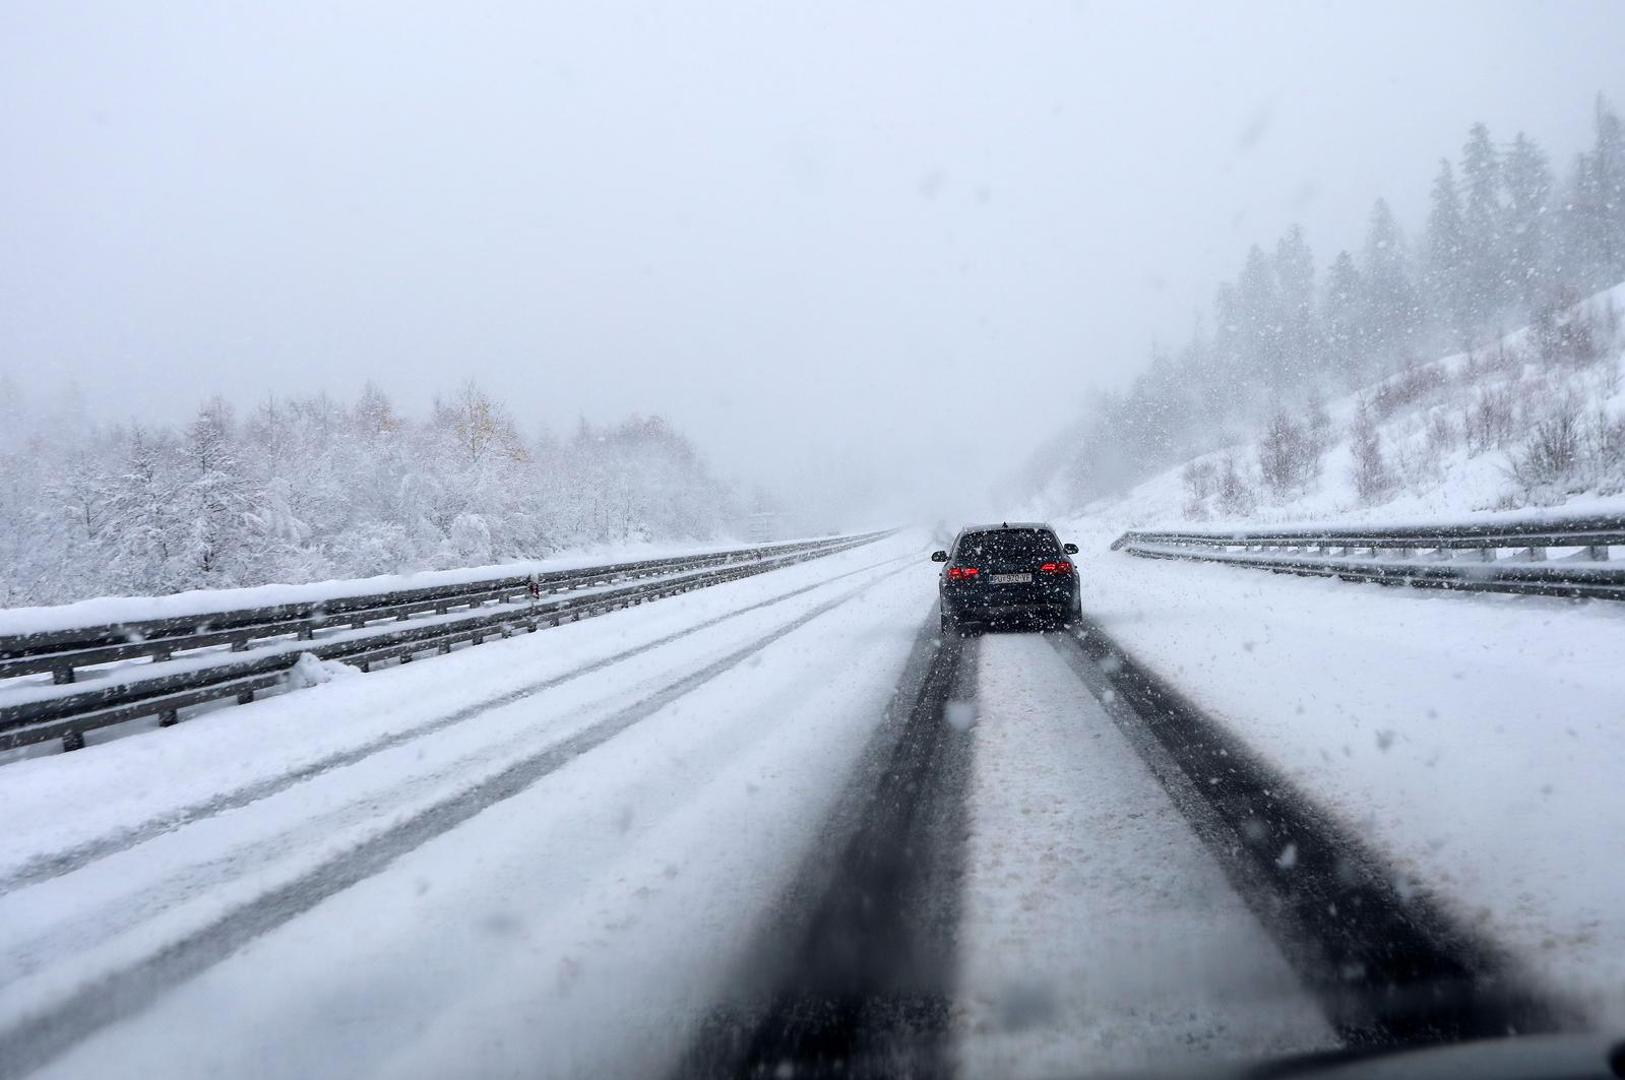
954;529;1061;570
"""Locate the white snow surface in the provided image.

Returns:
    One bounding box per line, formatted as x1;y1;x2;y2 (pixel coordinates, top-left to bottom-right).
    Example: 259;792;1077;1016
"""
1065;541;1625;1027
5;532;937;1079
953;634;1333;1078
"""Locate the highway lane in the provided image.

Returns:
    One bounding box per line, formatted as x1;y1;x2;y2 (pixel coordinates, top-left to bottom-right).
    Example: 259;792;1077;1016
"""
0;550;1582;1078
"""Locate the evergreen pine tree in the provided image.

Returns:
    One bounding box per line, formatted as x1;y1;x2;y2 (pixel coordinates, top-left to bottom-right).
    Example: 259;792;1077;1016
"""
1460;122;1506;328
1588;95;1625;281
1236;244;1285;390
1322;250;1365;381
1502;132;1554;311
1424;158;1470;339
1274;225;1320;382
1360;199;1420;360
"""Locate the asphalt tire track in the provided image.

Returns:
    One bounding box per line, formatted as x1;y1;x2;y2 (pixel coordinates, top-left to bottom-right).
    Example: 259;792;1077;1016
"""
1050;619;1578;1049
0;549;917;896
675;608;975;1080
0;568;905;1080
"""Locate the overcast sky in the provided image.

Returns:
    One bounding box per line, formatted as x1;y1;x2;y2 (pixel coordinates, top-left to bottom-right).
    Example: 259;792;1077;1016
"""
3;1;1623;525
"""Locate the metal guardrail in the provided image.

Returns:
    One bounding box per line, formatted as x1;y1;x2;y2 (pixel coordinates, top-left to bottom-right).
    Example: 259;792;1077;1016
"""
1110;516;1625;602
0;533;887;754
0;538;859;683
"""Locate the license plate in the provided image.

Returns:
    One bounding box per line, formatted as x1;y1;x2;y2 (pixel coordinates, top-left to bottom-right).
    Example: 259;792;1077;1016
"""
990;573;1031;584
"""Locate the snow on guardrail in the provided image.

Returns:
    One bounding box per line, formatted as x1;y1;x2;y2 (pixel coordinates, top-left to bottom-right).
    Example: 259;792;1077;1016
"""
1111;514;1625;601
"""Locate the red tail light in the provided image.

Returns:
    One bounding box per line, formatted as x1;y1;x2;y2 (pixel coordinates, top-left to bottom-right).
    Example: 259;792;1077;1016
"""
947;566;979;580
1039;561;1073;574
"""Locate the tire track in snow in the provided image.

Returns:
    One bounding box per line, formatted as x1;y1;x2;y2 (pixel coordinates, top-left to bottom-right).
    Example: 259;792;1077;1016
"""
1050;622;1578;1048
0;550;916;897
676;607;975;1079
0;569;903;1080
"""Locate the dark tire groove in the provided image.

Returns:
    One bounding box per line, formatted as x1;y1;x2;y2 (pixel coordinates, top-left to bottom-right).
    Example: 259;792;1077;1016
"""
1053;618;1579;1049
675;611;975;1080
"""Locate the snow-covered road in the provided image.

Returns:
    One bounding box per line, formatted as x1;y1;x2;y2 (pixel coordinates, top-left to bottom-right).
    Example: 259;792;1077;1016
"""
0;527;1614;1078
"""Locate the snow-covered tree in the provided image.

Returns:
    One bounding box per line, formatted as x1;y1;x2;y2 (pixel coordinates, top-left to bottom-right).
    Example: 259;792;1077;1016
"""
1321;250;1365;381
0;381;742;605
1360;198;1421;357
1502;132;1554;311
1424;158;1470;339
1349;400;1395;505
1460;122;1507;328
1274;225;1320;383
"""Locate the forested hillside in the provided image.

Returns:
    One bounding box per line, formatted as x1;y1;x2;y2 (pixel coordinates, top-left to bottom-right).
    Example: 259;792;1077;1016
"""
0;382;738;606
1034;95;1625;508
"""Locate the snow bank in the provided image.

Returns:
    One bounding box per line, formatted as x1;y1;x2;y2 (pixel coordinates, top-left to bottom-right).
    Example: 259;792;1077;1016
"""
281;653;359;690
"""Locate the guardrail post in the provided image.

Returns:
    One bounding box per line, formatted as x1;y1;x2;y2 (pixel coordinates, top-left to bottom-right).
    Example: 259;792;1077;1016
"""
237;690;255;705
52;666;76;685
62;730;85;752
158;709;178;727
1587;544;1610;560
1524;546;1547;561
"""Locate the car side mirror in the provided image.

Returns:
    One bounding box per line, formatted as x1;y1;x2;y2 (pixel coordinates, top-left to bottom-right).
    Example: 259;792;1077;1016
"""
1063;542;1079;555
930;550;948;562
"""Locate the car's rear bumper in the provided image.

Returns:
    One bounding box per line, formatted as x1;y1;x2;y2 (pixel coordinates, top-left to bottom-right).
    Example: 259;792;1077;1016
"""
942;580;1079;626
954;601;1073;621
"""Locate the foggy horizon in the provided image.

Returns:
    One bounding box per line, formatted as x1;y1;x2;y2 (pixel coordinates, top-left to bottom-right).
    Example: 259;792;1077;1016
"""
5;1;1624;527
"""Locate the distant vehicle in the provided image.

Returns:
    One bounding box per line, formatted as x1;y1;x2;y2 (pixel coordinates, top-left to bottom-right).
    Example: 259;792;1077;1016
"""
931;522;1081;634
